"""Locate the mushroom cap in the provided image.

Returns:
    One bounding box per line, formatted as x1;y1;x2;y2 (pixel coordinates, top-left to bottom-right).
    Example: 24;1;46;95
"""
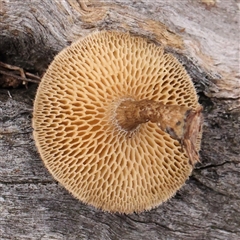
33;31;201;213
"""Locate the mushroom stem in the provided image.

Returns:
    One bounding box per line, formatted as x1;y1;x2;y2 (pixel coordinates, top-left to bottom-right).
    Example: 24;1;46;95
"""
116;99;192;135
115;99;203;164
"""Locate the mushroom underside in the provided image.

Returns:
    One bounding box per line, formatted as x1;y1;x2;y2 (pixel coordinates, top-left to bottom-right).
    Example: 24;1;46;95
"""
33;31;202;213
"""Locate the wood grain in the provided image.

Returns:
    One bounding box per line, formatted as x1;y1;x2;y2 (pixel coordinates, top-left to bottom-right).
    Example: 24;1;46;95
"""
0;0;240;239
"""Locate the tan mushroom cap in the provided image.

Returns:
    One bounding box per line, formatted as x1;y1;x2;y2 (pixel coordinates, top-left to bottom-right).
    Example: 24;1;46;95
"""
33;31;201;213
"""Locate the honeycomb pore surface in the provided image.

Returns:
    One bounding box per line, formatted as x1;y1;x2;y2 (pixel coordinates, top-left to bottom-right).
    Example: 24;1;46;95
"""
33;31;201;213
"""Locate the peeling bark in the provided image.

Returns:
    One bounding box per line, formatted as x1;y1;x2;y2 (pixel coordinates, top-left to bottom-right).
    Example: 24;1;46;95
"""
0;0;239;239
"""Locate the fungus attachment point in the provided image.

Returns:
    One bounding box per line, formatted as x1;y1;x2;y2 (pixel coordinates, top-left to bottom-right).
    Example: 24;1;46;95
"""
33;31;203;214
115;99;203;165
182;105;203;165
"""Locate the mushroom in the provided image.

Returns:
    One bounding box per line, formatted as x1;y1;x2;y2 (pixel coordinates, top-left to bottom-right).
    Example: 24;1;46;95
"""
33;31;203;213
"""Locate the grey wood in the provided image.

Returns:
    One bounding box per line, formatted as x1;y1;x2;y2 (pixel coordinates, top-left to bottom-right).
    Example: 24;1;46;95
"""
0;0;240;239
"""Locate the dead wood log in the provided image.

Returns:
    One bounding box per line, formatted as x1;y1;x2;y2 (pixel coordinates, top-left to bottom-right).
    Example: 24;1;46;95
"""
0;0;239;239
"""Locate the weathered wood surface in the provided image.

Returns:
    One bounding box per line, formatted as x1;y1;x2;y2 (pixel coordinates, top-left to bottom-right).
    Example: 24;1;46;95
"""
0;0;240;239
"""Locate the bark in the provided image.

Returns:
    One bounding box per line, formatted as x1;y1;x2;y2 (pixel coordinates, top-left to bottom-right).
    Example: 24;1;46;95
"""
0;0;240;239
